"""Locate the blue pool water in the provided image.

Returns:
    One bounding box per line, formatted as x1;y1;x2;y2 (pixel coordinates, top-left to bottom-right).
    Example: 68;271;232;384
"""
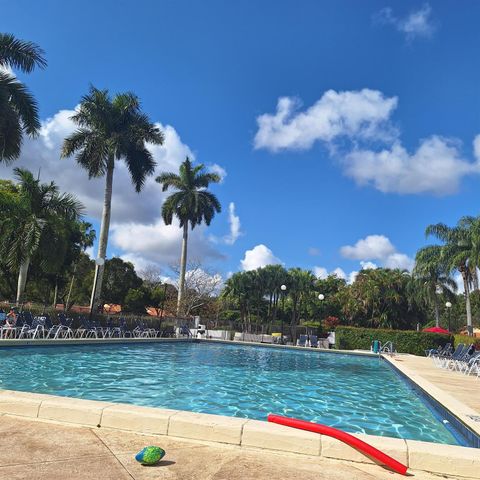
0;342;464;445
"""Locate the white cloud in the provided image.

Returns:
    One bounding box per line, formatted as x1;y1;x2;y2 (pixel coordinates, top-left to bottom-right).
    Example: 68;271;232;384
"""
254;88;480;196
111;219;224;268
254;89;397;152
360;261;378;270
341;234;414;272
0;107;228;271
375;4;436;41
308;247;320;256
313;267;328;279
383;253;415;271
341;235;396;260
344;137;480;195
314;266;358;284
241;244;282;271
223;202;241;245
208;163;227;183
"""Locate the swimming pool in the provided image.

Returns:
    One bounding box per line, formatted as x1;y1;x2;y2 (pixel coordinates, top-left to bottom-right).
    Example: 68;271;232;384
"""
0;341;467;445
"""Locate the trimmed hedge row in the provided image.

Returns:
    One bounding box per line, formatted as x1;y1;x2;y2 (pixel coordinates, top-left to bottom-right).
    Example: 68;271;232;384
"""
335;326;454;356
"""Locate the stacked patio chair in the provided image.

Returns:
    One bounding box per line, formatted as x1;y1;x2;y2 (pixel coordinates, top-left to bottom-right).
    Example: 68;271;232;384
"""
308;335;318;348
296;334;308;347
426;343;452;358
432;343;463;367
447;344;475;371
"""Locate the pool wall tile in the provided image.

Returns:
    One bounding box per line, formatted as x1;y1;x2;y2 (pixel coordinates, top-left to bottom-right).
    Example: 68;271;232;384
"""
320;433;408;466
38;397;114;426
101;404;177;435
406;439;480;477
241;419;321;455
168;411;248;445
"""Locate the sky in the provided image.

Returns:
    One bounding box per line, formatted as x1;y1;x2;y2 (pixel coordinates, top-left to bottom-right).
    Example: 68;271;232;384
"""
2;0;480;282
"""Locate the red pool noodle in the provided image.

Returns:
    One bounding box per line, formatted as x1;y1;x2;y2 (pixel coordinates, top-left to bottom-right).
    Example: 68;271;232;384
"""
267;414;408;476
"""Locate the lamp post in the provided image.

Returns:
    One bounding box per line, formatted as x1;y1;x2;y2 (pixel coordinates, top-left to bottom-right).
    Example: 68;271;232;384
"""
318;293;325;336
435;284;443;328
89;257;105;320
280;284;287;344
445;301;452;332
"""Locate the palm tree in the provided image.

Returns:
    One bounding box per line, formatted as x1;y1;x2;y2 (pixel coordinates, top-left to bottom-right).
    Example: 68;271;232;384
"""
156;157;221;314
62;86;163;312
413;245;457;327
0;33;46;162
287;268;316;341
0;168;83;304
425;221;476;335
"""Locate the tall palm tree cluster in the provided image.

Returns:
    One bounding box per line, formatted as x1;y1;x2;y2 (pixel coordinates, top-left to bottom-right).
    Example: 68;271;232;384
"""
415;216;480;335
0;33;222;313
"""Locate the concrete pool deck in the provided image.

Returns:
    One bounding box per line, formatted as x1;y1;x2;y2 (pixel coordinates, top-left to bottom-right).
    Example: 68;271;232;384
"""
0;339;479;478
0;414;474;480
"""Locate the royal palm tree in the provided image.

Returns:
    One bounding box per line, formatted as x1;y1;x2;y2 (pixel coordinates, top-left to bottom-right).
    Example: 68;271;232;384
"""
0;33;46;162
62;86;163;312
413;245;457;327
425;221;476;335
156;157;221;314
0;168;83;304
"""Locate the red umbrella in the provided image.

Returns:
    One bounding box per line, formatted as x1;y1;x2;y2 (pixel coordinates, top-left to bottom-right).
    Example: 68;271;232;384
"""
422;326;450;334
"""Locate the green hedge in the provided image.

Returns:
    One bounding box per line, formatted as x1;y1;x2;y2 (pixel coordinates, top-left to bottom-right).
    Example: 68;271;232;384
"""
335;326;454;356
454;334;480;350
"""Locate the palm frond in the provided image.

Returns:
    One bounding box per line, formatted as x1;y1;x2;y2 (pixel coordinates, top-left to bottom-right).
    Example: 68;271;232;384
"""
0;33;46;73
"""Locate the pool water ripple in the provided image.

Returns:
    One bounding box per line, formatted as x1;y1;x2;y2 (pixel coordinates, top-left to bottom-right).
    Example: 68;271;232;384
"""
0;342;460;444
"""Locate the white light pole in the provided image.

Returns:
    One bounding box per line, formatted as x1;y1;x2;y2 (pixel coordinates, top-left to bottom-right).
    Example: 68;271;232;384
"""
445;301;452;332
280;284;287;343
318;294;325;336
90;257;105;320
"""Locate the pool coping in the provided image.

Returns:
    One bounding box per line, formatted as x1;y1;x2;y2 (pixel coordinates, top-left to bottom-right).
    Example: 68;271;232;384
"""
0;340;479;477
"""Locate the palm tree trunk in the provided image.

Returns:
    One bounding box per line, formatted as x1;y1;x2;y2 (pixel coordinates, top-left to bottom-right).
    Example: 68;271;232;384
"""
176;222;189;316
65;264;77;311
90;157;114;312
463;274;473;336
16;257;30;305
434;295;440;328
52;278;58;309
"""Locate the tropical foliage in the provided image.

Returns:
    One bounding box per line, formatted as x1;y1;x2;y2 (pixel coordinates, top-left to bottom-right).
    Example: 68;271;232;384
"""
0;33;46;163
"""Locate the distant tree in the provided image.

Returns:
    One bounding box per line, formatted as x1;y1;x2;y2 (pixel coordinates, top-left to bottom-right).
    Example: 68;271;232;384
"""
0;33;46;163
0;168;83;304
123;287;151;313
413;245;457;327
156;157;221;314
102;257;142;305
62;86;163;313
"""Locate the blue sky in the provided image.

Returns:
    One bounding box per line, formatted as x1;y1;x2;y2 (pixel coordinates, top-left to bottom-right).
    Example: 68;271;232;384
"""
2;0;480;281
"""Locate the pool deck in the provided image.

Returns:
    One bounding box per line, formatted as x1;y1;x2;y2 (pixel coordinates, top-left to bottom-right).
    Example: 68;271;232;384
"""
0;414;472;480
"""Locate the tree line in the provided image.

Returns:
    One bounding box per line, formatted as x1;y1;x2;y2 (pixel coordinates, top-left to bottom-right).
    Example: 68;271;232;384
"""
0;33;221;315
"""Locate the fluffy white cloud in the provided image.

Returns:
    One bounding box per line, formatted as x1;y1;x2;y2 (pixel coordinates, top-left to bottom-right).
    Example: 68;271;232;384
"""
254;88;480;196
360;261;378;270
224;202;241;245
241;244;282;271
344;137;480;195
374;4;436;41
313;266;358;284
208;163;227;183
383;253;415;271
111;219;224;269
254;89;397;152
341;234;414;272
0;107;228;271
340;235;396;260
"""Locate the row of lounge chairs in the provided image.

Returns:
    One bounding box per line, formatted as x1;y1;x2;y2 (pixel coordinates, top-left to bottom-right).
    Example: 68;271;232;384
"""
296;335;319;348
428;343;480;378
0;311;175;340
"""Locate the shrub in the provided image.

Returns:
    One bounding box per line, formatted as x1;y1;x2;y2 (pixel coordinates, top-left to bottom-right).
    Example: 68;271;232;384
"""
453;334;480;350
335;326;454;356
